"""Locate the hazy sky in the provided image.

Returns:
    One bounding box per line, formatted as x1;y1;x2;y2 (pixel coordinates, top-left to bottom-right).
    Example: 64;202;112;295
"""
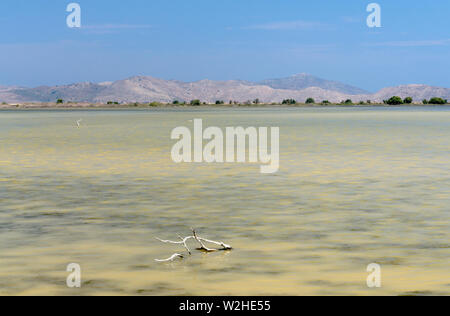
1;0;449;91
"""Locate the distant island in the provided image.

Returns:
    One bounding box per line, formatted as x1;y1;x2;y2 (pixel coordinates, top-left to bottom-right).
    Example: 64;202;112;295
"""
1;74;449;107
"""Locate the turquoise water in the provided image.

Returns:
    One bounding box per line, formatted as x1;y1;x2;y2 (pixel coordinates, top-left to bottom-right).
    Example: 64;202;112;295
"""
0;106;449;295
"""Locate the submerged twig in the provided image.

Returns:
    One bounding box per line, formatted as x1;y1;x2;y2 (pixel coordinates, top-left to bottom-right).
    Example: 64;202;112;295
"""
154;253;184;262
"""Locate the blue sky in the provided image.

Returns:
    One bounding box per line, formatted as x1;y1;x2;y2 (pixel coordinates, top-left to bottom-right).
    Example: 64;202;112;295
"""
0;0;449;91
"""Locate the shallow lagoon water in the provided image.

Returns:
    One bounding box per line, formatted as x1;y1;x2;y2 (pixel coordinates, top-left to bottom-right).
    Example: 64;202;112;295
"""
0;106;449;295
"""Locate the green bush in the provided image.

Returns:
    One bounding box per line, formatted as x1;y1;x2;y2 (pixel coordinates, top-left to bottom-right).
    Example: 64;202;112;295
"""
385;96;403;105
428;97;446;105
56;99;64;104
403;97;413;104
282;99;297;105
422;99;429;104
190;99;201;106
305;98;315;104
215;100;225;105
321;100;330;105
342;99;353;105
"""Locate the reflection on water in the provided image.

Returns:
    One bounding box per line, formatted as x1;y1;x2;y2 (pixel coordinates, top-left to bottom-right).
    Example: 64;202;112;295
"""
0;107;449;295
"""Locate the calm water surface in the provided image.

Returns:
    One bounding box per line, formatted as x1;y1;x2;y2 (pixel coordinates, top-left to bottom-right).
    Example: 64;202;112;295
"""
0;107;449;295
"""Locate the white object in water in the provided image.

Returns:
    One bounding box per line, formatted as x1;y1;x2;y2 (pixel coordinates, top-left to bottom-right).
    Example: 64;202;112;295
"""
154;253;184;262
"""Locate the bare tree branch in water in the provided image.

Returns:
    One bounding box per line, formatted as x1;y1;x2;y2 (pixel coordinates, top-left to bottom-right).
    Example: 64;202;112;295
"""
178;234;192;255
155;229;232;262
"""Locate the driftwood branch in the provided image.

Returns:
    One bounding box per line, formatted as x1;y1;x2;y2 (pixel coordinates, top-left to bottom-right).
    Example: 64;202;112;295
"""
155;229;232;262
178;234;192;255
198;237;232;250
192;228;215;252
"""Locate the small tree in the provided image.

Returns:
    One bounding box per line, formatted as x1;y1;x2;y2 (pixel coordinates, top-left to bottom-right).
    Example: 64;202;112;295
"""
215;100;224;105
305;98;315;104
190;99;201;106
172;100;180;105
343;99;353;105
422;99;428;104
386;96;403;105
428;97;446;105
403;97;413;104
282;99;296;105
321;100;330;105
253;98;260;105
56;99;64;104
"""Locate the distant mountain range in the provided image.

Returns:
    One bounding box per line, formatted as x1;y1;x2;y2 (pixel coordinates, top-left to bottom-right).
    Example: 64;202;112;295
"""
258;73;369;95
1;74;449;104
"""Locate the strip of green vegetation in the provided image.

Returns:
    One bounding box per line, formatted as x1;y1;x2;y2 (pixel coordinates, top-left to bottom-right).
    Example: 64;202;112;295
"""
383;96;447;105
2;97;448;109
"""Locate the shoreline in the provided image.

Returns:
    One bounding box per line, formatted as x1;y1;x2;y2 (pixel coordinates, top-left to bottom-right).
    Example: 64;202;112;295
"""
1;103;449;110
